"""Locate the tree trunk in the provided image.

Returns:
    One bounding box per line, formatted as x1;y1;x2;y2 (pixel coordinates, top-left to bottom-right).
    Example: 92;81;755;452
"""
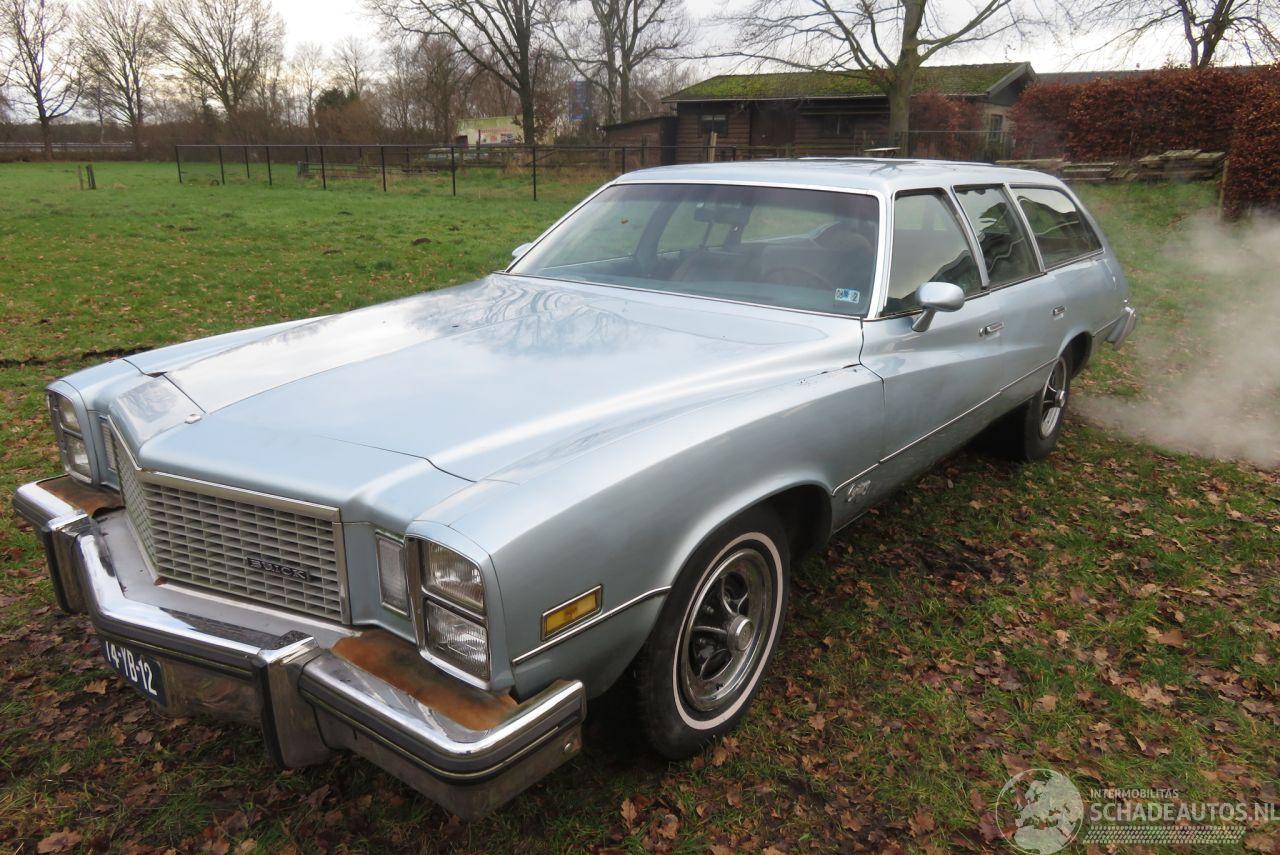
889;0;925;153
887;76;913;152
39;116;53;161
619;67;632;123
520;91;537;145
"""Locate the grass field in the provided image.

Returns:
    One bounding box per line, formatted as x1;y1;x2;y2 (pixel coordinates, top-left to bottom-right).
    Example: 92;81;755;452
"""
1;163;1277;853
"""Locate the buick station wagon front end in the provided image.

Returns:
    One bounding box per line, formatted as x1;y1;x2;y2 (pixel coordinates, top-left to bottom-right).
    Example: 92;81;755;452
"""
14;159;1135;817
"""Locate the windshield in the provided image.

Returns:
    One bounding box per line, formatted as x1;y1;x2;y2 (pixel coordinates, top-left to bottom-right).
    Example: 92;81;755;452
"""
510;183;881;317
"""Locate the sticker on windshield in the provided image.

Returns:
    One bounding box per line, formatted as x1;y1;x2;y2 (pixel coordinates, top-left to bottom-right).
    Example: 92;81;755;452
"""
834;289;861;304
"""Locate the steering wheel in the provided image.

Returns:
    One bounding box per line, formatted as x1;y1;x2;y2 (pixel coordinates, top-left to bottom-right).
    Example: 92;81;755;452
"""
813;221;874;255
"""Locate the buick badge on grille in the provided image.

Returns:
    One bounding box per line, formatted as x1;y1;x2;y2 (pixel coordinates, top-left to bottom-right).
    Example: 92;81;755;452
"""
246;555;310;583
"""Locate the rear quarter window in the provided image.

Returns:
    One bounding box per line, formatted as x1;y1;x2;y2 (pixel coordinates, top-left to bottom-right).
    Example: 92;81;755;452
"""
1014;187;1102;267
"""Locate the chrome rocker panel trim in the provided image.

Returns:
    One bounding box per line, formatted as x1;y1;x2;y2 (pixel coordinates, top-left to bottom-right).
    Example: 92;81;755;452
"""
12;476;585;819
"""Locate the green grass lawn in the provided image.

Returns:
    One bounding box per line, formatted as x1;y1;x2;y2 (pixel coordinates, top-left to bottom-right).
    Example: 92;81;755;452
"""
1;164;1277;853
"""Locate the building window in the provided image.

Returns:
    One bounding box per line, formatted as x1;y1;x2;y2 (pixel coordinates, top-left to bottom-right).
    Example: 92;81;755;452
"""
819;115;857;138
699;114;728;136
988;114;1004;134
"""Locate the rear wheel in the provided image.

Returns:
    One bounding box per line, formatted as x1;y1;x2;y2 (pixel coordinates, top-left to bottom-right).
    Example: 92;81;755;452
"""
991;351;1072;460
631;508;789;759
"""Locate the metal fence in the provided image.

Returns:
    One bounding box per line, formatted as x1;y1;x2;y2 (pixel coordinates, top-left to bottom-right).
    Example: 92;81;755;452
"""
173;132;1015;199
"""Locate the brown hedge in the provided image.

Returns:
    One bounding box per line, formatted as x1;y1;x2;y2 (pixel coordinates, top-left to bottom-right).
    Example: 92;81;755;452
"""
1223;78;1280;219
1011;67;1272;160
1008;83;1078;157
909;90;983;158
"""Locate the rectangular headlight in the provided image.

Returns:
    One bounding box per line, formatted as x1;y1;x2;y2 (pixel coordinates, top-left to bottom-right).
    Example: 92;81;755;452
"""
426;542;485;612
426;601;489;678
376;534;409;615
47;391;91;482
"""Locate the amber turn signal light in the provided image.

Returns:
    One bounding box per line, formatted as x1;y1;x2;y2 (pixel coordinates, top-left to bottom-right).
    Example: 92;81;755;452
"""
541;586;602;639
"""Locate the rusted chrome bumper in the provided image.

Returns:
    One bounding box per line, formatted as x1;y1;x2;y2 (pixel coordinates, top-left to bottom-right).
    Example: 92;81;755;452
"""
1106;304;1138;347
12;476;585;819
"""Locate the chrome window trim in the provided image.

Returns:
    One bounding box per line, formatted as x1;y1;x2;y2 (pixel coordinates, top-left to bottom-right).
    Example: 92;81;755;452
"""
540;584;603;641
512;586;671;666
1008;183;1106;270
505;178;888;321
110;425;351;624
952;183;1044;289
873;186;986;319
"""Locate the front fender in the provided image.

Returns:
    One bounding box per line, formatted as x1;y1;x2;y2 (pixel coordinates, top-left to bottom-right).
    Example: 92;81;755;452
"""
449;364;884;700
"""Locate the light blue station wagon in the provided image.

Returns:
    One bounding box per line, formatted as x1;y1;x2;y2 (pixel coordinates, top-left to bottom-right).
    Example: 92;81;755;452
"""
15;159;1136;816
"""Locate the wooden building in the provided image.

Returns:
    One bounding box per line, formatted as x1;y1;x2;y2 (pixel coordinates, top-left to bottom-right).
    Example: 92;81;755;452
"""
662;62;1036;162
599;115;678;165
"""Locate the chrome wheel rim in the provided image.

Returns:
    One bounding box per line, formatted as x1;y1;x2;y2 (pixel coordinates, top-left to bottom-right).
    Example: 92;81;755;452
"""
679;548;773;713
1039;357;1069;438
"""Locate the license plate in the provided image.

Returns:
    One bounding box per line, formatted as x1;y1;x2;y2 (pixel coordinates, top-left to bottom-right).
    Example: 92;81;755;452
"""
101;638;167;705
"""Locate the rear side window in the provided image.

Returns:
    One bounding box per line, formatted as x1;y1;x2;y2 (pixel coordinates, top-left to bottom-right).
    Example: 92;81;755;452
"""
886;191;982;314
956;186;1039;286
1014;187;1102;267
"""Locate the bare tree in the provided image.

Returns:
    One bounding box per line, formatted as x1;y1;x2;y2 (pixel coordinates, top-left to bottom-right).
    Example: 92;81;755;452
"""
729;0;1028;139
1069;0;1278;67
290;40;325;135
368;0;544;141
545;0;686;123
1;0;79;158
332;34;373;97
381;36;426;137
417;35;470;139
157;0;284;134
75;0;161;154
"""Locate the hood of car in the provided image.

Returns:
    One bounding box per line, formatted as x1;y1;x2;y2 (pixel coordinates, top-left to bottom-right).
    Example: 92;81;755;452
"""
161;275;857;482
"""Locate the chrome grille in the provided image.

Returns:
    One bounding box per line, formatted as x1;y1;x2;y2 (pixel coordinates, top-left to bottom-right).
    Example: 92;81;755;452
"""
111;432;346;621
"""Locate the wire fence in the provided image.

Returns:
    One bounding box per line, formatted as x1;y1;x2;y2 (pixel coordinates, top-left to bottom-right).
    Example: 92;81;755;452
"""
172;132;1016;199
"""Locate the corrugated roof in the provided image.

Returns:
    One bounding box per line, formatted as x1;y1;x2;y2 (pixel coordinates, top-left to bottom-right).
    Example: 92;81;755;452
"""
663;62;1030;102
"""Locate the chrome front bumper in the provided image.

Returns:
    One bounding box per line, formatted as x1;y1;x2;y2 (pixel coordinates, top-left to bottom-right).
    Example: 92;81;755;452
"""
12;476;585;819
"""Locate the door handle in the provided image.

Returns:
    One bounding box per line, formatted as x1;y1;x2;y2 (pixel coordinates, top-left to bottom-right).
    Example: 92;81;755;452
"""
979;321;1004;337
1052;305;1066;318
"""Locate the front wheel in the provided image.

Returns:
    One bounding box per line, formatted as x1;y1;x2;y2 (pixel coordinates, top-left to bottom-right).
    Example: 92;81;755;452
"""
631;508;789;759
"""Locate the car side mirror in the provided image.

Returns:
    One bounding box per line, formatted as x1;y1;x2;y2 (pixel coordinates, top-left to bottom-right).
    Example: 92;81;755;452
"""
911;281;966;332
511;242;533;261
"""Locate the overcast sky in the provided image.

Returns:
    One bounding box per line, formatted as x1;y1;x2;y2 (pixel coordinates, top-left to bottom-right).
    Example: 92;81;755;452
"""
279;0;1175;73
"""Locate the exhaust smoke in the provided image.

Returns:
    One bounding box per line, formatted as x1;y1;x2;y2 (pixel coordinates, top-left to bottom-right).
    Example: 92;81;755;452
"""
1077;214;1280;470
